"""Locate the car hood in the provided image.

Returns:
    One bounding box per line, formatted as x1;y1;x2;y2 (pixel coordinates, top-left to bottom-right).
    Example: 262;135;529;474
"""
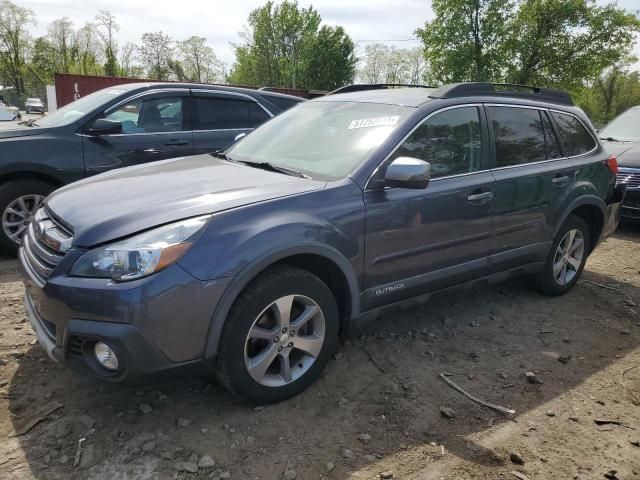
601;140;640;168
0;126;49;139
46;154;326;247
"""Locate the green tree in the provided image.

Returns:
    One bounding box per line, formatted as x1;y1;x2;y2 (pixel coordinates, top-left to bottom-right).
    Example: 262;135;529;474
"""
358;44;427;84
574;66;640;127
505;0;640;89
416;0;513;83
0;0;35;94
29;36;56;84
228;0;356;89
416;0;640;89
139;31;173;80
95;10;119;77
299;25;356;90
177;36;224;83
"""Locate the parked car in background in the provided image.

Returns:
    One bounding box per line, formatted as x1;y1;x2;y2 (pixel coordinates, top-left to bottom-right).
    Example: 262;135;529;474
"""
24;97;45;114
0;100;20;121
0;83;303;254
19;83;622;403
600;106;640;220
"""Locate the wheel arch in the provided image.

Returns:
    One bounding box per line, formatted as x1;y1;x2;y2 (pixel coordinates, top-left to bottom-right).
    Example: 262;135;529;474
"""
554;196;606;253
0;170;65;190
203;243;360;358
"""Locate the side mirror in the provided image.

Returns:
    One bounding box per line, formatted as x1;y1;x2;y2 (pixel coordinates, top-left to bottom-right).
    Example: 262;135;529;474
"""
234;132;247;142
384;157;431;189
86;118;122;136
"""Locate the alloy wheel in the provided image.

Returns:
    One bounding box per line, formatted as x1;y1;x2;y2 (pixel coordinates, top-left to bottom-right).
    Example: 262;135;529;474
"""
552;228;585;286
1;194;44;244
244;294;326;387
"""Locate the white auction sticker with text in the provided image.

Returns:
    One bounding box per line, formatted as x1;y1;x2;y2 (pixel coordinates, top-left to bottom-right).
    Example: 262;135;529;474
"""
348;116;400;129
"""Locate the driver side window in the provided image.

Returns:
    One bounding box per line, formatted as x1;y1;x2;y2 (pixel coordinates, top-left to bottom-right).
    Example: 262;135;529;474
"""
104;96;184;134
391;106;482;179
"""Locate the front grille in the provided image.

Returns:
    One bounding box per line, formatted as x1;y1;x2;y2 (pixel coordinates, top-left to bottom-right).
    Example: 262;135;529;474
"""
20;208;73;287
617;168;640;190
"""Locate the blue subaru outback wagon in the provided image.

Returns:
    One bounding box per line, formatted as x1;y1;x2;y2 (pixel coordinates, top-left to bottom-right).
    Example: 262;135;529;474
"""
20;83;623;403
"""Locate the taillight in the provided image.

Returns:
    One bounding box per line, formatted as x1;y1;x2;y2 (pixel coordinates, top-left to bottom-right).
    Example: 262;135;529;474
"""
606;155;618;176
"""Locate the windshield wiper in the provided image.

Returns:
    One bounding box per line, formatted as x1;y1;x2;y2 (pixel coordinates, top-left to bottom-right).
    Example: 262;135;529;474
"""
18;118;39;127
235;160;310;179
600;136;636;143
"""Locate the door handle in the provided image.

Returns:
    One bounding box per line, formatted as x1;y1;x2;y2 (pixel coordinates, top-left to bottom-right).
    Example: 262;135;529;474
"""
467;191;493;203
552;175;569;187
165;139;189;146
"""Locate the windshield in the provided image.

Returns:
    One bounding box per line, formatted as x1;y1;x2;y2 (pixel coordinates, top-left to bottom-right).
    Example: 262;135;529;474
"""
227;100;414;180
600;107;640;142
38;87;129;128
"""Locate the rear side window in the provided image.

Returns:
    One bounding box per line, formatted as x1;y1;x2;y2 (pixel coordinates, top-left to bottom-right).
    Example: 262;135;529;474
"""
550;112;596;157
248;102;270;127
490;106;546;167
194;97;270;130
264;95;302;111
392;106;482;179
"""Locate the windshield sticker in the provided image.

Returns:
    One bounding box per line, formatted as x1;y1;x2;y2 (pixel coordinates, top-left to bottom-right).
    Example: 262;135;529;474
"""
348;116;399;130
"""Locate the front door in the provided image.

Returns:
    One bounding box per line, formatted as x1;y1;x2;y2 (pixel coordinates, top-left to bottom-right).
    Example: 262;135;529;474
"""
363;105;494;309
83;90;194;176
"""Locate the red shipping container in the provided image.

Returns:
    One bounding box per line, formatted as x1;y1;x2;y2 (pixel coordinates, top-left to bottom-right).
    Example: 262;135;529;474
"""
53;73;313;109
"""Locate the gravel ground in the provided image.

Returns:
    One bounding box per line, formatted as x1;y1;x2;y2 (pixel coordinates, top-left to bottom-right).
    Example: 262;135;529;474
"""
0;226;639;480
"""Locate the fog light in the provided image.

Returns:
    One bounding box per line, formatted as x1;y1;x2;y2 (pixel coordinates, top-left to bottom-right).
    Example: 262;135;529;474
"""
94;342;118;371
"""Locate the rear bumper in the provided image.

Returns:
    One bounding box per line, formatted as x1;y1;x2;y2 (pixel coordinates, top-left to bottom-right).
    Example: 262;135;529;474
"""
602;184;625;238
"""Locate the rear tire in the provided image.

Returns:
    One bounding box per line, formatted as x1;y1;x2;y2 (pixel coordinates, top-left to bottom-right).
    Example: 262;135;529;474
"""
0;180;54;256
530;215;590;296
216;265;339;404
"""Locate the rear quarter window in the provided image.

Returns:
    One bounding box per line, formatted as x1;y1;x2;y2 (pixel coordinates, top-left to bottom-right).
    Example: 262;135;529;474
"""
550;112;597;157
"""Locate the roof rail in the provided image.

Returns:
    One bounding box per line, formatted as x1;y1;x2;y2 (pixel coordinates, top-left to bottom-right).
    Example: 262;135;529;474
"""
428;82;573;106
328;83;436;95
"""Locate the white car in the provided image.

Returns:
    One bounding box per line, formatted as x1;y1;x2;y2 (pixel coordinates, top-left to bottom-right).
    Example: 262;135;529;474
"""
0;101;20;121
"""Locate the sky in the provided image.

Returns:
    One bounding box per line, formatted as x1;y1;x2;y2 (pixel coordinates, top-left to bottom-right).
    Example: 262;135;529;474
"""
16;0;640;72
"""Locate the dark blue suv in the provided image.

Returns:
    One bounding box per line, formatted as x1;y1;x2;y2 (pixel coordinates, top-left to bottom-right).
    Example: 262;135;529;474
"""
19;83;623;403
0;83;302;254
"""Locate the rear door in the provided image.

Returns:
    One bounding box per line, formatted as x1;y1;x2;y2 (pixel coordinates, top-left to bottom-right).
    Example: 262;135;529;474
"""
486;105;579;272
83;89;193;176
191;91;272;154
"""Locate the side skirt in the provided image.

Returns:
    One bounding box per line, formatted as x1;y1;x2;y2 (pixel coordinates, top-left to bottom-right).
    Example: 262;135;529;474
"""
353;261;544;330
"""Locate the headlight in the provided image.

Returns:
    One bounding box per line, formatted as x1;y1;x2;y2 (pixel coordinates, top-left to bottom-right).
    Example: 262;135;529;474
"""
70;216;210;281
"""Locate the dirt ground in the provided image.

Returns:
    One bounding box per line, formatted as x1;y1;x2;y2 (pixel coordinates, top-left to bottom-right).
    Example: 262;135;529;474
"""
1;226;639;480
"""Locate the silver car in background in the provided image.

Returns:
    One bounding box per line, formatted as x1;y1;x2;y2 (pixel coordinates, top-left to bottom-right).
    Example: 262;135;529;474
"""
25;97;45;114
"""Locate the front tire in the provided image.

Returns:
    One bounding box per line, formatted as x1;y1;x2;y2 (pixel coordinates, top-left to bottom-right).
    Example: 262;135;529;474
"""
531;215;590;296
0;180;54;256
216;266;339;404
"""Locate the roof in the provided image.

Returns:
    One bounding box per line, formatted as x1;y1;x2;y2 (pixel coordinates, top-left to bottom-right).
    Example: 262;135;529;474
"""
113;82;304;100
315;87;437;107
319;82;575;108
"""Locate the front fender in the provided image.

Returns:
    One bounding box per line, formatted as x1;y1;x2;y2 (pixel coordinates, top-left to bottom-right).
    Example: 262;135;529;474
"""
199;241;361;358
177;183;366;358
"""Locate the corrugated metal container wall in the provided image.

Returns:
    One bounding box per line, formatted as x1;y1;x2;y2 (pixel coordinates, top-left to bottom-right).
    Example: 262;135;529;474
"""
54;74;149;108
